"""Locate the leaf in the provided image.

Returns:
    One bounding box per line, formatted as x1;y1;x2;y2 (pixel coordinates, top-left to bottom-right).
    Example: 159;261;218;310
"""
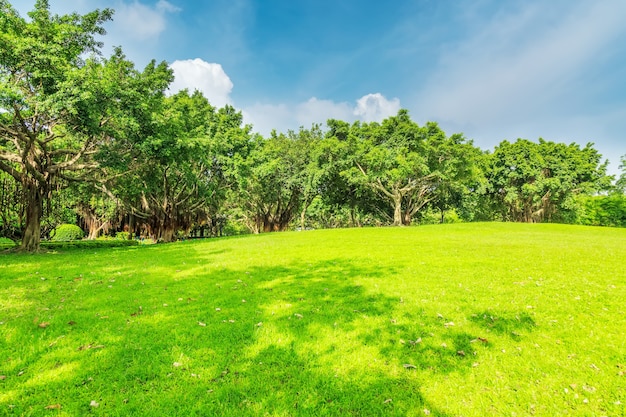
67;321;76;325
294;314;303;319
384;398;392;404
0;375;6;380
457;350;466;357
198;321;206;327
403;364;417;369
38;322;50;328
45;404;62;410
173;362;182;367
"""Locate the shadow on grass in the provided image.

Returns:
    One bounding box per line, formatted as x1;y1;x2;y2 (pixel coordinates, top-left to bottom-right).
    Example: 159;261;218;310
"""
469;311;536;341
2;257;491;415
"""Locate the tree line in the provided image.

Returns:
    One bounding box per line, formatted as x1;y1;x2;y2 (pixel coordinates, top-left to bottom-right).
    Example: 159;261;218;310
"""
1;1;625;252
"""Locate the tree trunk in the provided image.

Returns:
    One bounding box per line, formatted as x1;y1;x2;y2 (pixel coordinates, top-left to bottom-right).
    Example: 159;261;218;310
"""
300;205;307;230
20;182;44;252
393;193;403;226
160;225;176;242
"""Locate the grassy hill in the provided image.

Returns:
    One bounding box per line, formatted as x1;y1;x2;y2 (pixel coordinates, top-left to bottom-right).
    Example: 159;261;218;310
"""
1;223;625;416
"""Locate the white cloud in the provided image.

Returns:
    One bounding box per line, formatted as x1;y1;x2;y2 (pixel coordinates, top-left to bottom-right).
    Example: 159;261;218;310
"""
243;93;401;136
354;93;401;122
168;59;234;108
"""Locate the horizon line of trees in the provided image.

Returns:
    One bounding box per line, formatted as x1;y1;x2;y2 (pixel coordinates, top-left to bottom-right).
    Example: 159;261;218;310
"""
2;1;626;252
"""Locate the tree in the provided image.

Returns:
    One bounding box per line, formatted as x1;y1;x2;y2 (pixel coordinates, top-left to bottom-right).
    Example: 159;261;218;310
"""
103;90;218;242
232;126;320;233
342;110;476;226
322;119;379;227
425;132;486;223
616;154;626;194
486;139;610;222
0;1;172;250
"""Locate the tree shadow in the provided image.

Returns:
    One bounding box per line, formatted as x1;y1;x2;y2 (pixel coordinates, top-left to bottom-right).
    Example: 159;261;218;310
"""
2;256;487;415
469;310;536;341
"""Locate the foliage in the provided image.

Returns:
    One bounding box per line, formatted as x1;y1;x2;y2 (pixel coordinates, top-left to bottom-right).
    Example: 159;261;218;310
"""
574;194;626;227
332;110;483;226
1;224;625;415
231;126;321;233
50;223;84;241
115;231;132;240
0;1;172;251
485;139;610;222
616;154;626;193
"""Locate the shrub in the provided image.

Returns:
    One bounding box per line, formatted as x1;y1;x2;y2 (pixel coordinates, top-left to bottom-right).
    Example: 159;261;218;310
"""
115;231;132;240
0;237;16;246
50;224;84;241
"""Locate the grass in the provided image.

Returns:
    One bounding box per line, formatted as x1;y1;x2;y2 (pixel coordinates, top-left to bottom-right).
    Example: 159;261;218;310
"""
0;222;625;416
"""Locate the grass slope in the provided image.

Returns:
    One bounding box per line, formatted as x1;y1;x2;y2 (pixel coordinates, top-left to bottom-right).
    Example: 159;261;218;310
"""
1;223;625;416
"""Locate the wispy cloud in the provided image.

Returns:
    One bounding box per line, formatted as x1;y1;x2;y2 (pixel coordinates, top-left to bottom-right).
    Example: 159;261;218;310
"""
156;0;181;13
112;0;181;41
412;1;626;142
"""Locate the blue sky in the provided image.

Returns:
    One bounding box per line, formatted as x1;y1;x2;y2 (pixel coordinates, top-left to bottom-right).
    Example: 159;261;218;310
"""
10;0;626;176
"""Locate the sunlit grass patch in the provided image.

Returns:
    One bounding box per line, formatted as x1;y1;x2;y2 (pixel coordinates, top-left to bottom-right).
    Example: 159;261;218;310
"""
1;223;625;415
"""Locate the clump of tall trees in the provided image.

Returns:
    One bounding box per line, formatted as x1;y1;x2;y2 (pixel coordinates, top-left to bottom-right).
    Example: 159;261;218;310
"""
1;1;624;252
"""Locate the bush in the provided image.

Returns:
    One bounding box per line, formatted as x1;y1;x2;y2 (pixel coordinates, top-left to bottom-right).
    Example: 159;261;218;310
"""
115;231;132;240
575;194;626;227
50;224;84;241
0;237;16;247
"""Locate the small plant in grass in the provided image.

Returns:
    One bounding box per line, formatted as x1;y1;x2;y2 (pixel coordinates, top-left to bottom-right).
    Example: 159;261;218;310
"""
50;223;84;241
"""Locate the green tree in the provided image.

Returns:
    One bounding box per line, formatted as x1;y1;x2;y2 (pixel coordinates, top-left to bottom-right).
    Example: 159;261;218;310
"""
616;154;626;194
342;110;474;226
486;139;610;222
232;126;320;233
0;1;171;250
104;90;219;242
322;119;381;227
420;128;485;224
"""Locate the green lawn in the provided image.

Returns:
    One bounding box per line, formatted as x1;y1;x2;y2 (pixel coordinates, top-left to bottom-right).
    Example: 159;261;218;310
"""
1;223;625;416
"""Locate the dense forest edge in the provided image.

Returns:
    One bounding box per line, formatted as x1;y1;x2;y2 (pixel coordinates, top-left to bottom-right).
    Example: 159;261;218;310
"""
1;1;626;252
